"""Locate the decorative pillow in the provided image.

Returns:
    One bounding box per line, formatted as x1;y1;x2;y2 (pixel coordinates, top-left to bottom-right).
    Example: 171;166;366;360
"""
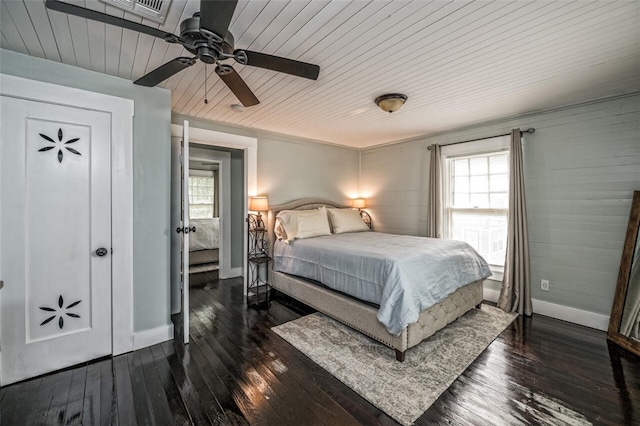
277;207;331;243
327;208;370;234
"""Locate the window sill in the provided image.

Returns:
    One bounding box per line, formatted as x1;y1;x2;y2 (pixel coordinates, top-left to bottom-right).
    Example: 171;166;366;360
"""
488;269;503;282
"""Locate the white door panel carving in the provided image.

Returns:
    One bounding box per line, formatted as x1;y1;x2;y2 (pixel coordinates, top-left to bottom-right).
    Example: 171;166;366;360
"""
1;97;112;384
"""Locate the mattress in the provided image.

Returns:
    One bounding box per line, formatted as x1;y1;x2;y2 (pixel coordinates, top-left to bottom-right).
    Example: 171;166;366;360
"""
189;218;220;251
273;232;491;335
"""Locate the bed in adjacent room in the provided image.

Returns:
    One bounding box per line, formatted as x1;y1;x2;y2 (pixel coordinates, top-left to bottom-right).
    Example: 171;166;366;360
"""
189;218;220;266
267;198;491;361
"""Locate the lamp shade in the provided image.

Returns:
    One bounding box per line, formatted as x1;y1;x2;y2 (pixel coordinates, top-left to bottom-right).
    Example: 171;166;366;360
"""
249;196;269;212
352;198;366;209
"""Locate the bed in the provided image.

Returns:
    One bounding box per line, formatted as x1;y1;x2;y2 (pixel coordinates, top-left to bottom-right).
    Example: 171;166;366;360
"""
267;198;490;361
189;218;219;266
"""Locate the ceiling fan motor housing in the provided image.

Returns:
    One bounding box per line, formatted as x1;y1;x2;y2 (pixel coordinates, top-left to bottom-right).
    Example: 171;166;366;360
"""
180;14;234;56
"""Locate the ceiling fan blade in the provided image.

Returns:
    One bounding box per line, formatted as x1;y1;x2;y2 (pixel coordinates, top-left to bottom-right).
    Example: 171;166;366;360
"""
199;0;238;43
215;65;259;107
236;50;320;80
46;0;176;40
134;58;196;87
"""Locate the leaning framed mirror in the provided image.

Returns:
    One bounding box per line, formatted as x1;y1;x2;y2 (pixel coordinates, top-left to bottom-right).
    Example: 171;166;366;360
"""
607;190;640;356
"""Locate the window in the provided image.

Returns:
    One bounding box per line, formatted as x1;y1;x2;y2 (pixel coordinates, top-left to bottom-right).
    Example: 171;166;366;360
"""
443;137;509;273
188;176;215;219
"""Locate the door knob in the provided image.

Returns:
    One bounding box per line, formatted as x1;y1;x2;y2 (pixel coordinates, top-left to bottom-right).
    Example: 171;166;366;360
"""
96;247;108;257
176;226;196;233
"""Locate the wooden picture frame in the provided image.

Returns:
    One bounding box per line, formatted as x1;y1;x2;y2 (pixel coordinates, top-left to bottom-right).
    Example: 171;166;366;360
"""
607;190;640;357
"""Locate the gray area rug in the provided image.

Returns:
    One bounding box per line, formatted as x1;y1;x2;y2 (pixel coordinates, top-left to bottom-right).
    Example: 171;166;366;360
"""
272;305;517;425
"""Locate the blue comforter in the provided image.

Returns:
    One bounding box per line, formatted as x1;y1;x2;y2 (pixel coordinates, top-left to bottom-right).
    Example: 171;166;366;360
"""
273;232;492;335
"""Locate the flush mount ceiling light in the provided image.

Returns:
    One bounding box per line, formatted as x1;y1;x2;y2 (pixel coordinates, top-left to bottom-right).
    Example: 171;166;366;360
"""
375;93;408;113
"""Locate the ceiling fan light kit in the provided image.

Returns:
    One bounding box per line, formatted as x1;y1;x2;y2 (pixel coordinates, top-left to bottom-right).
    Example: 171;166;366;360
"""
45;0;320;108
375;94;408;113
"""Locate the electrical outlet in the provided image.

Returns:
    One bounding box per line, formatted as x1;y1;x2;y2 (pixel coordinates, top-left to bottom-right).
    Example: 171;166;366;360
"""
541;279;550;291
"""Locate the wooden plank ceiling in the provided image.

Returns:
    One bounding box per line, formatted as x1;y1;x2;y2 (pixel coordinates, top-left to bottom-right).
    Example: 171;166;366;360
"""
2;0;639;148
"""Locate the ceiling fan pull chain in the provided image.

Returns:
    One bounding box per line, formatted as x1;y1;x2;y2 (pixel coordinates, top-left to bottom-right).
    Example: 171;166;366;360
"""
204;64;208;104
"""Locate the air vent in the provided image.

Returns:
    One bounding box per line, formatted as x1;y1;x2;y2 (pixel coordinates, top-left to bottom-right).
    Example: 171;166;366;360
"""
100;0;170;23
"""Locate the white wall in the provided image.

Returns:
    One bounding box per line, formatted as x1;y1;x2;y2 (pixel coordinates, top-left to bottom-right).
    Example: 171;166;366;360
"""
257;135;359;206
172;114;360;207
362;93;640;327
360;140;431;236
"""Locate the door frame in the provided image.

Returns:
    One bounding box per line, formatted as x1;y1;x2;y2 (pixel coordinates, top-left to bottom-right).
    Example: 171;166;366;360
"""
0;75;135;381
170;123;257;295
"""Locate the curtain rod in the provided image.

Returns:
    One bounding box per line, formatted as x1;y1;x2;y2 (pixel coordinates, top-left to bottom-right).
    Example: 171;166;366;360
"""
427;128;535;150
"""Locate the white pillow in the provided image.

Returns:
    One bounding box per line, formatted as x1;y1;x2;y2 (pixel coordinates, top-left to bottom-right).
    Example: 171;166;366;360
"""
296;211;332;240
277;207;331;243
327;208;370;234
274;217;287;240
276;208;320;235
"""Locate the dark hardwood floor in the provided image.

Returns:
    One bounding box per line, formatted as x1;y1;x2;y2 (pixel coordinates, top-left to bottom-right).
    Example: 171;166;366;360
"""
1;276;638;425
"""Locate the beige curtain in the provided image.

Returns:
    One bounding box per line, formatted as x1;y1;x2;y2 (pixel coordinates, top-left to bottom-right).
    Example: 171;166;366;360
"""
498;129;532;315
426;144;442;238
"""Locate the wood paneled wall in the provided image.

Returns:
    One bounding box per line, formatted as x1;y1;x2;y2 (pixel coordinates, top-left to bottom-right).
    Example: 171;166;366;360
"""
257;135;359;206
361;94;640;317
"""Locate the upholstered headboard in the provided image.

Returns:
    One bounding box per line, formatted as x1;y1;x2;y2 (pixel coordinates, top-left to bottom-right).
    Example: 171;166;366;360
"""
268;197;348;217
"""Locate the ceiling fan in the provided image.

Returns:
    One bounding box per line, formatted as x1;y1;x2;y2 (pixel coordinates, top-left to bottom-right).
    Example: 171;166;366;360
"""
45;0;321;107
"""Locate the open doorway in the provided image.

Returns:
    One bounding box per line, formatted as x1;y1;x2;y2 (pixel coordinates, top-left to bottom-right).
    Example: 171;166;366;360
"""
170;121;257;344
187;146;231;288
187;157;222;287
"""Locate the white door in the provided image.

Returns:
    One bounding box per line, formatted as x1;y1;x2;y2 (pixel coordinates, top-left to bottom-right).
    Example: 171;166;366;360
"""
0;96;112;385
181;123;190;344
170;121;190;344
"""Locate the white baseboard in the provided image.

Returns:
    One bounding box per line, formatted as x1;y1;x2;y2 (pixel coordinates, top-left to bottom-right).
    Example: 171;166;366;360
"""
531;298;610;331
483;285;609;331
133;323;174;350
220;266;242;279
483;287;500;303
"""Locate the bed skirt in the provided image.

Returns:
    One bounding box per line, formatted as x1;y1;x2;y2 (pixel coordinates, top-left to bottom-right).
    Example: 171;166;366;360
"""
189;249;219;266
